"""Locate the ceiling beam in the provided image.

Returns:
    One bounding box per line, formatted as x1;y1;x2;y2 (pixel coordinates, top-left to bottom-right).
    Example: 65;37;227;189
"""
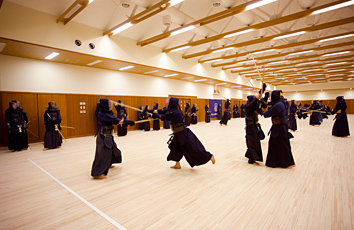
217;40;354;69
57;0;92;25
201;31;354;64
103;0;171;36
137;0;273;46
180;16;354;59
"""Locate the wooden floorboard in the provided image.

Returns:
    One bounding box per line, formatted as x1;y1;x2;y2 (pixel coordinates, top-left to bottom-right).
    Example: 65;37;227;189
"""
0;115;353;230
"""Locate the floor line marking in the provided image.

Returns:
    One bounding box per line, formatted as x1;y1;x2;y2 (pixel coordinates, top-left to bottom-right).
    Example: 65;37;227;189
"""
27;158;126;230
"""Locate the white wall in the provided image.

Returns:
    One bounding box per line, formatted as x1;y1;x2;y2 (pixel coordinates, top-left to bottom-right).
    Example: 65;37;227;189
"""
0;54;247;99
0;1;274;91
283;89;354;101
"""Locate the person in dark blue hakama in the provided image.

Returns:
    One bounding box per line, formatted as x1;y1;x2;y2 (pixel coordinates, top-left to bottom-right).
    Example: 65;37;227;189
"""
233;104;240;118
331;96;350;137
115;100;128;136
264;91;295;168
185;103;191;126
220;99;231;126
152;103;160;131
217;103;222;120
321;104;328;119
143;105;151;131
152;98;215;169
240;104;246;118
309;100;321;125
244;95;264;165
137;106;145;130
162;106;170;129
191;104;198;124
289;100;297;131
91;99;135;179
205;104;211;123
5;101;28;151
44;101;62;150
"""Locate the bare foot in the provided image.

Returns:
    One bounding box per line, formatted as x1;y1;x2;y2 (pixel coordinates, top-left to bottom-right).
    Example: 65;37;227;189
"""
110;165;115;168
170;165;181;169
43;148;47;151
93;175;107;179
210;155;216;164
287;165;296;169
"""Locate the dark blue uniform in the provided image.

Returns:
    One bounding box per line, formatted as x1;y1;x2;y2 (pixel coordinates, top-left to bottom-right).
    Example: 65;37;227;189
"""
289;100;297;131
115;100;128;136
264;91;295;168
220;99;231;125
205;105;211;123
191;104;198;124
44;102;62;149
152;103;160;130
185;103;191;126
331;96;350;137
309;101;321;125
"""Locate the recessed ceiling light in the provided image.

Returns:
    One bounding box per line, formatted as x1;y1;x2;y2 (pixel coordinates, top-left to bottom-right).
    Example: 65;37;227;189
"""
45;52;59;60
119;65;134;71
87;60;102;66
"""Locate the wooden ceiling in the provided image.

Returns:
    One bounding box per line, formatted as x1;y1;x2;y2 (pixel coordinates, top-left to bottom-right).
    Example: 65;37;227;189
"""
4;0;354;86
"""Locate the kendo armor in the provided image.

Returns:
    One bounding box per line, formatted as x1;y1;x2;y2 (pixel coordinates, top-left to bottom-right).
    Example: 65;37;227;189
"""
101;125;114;136
118;108;125;118
49;111;58;122
169;122;185;133
11;113;22;125
246;111;259;125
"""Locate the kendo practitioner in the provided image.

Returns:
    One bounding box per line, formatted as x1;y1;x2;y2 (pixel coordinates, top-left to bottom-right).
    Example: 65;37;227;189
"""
14;100;29;149
162;106;170;129
325;105;331;115
151;97;215;169
185;103;191;126
302;103;309;119
217;104;222;120
264;90;295;168
283;97;294;139
244;95;265;165
115;100;128;136
191;104;198;124
240;104;246;118
152;103;160;131
91;99;135;179
5;101;27;151
331;96;350;137
233;104;240;118
137;106;145;130
297;103;303;119
143;105;151;131
205;104;211;123
309;100;321;126
289;100;297;131
220;99;231;126
44;101;62;151
321;104;328;119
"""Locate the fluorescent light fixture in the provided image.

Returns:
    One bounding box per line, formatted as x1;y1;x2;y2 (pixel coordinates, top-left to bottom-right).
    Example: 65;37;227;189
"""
288;50;314;56
87;60;102;66
296;61;319;66
112;22;133;35
170;25;196;36
212;47;234;53
252;49;275;55
119;65;134;70
170;46;190;52
169;0;184;7
307;74;324;76
216;83;227;85
267;60;289;65
302;69;322;72
322;51;350;57
245;0;278;11
0;42;6;52
329;74;344;77
194;79;207;82
164;73;179;77
277;68;295;72
273;31;306;40
45;52;59;60
204;59;222;63
325;62;348;66
144;70;159;74
232;85;242;88
312;0;354;15
319;34;354;43
327;69;346;72
224;29;254;38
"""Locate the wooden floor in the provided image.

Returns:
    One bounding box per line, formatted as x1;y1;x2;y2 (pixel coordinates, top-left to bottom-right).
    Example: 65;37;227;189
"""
0;115;353;230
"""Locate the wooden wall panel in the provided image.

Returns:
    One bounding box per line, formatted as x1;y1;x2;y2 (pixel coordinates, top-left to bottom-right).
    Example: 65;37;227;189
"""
1;92;39;144
2;90;353;147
